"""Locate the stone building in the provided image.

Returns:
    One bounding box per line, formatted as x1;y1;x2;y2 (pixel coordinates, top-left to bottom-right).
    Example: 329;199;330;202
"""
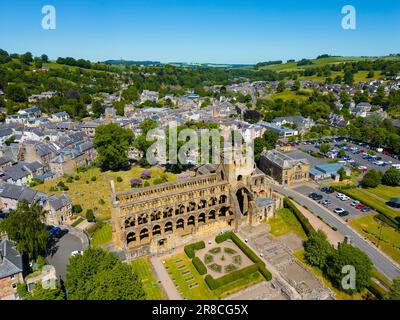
0;240;23;300
259;149;310;186
111;147;283;260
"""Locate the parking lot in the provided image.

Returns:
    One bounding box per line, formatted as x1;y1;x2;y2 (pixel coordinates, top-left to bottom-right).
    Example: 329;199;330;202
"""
300;142;400;173
293;184;371;219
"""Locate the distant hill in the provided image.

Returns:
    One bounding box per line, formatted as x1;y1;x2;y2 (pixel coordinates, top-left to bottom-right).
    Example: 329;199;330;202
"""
103;60;162;66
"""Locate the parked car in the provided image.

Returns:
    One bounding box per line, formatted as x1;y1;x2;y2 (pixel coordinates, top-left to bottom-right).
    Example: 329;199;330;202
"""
338;211;349;217
356;204;366;210
321;199;332;206
361;207;371;213
351;200;361;207
334;208;346;214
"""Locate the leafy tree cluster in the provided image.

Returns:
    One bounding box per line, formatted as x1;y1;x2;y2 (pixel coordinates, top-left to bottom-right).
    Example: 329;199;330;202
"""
93;123;134;171
65;247;145;300
254;130;279;162
304;231;373;294
0;200;48;262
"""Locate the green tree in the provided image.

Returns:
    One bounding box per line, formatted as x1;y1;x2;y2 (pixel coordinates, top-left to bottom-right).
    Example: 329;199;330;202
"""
277;81;285;93
324;243;372;293
93;123;134;171
291;80;300;91
86;209;95;222
65;247;145;300
304;230;334;269
4;135;16;146
91;100;105;118
263;130;279;150
319;144;331;154
41;54;49;63
338;149;346;158
360;169;382;188
6;84;27;102
337;167;347;181
0;200;48;261
382;168;400;186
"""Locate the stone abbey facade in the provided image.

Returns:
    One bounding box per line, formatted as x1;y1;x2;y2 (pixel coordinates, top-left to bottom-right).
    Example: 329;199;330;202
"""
110;148;283;260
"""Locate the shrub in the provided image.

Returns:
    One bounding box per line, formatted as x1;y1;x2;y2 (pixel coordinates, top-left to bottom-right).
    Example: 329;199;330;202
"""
98;198;105;205
143;181;150;187
140;170;151;180
86;209;95;222
204;253;213;264
72;204;82;214
116;176;123;182
192;257;207;275
74;175;80;181
209;247;221;254
130;178;142;188
360;170;382;188
184;241;205;259
224;247;236;255
91;176;97;181
382;168;400;186
215;232;231;243
66;176;74;183
224;264;238;273
205;264;259;290
209;263;222;273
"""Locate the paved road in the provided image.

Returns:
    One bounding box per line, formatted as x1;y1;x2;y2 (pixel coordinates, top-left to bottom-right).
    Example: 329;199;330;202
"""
273;184;400;281
46;232;83;280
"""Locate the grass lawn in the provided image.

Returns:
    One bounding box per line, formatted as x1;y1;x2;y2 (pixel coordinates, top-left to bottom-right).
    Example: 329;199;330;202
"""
33;166;177;220
131;258;165;300
70;217;84;227
267;208;307;240
350;214;400;265
293;249;371;300
362;185;400;201
269;89;311;101
165;253;264;300
91;222;112;246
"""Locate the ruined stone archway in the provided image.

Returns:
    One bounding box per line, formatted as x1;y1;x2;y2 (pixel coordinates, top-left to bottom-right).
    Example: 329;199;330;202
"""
139;228;149;241
176;218;184;230
208;209;216;221
152;224;161;236
236;187;253;216
198;212;206;224
187;215;195;227
127;232;136;244
164;221;173;233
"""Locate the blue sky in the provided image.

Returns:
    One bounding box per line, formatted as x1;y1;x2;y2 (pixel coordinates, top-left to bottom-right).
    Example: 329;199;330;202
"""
1;0;399;64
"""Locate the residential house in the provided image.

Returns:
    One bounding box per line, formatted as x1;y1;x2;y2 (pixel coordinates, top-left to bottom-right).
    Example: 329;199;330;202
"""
0;161;45;186
258;121;298;138
0;183;47;213
0;240;24;300
309;163;351;181
42;194;72;226
272;116;315;132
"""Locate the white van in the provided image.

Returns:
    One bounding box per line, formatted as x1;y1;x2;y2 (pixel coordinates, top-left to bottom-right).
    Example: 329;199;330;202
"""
392;164;400;170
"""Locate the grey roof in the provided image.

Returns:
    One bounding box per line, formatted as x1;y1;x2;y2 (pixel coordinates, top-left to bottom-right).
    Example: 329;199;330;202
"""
0;183;45;203
261;149;309;169
0;156;13;166
0;128;13;138
1;161;43;181
47;194;71;211
390;197;400;204
0;240;23;279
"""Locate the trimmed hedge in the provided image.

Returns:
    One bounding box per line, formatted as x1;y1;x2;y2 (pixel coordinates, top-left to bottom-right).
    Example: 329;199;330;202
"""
215;232;231;243
212;231;272;285
184;241;205;259
192;257;207;275
205;264;259;290
283;197;315;237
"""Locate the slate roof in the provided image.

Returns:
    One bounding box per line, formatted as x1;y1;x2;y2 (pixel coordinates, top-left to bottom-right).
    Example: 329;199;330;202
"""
1;161;43;181
261;149;309;169
0;183;45;203
47;194;71;211
0;240;23;279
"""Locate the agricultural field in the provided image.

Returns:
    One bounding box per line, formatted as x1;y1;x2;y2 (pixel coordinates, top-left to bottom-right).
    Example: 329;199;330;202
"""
350;214;400;265
33;166;177;220
131;258;165;300
267;208;307;240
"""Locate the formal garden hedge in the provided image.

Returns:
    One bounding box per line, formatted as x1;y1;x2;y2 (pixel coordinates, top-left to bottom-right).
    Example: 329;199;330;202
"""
192;257;207;275
209;231;272;290
184;241;205;259
205;264;259;290
283;197;316;237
